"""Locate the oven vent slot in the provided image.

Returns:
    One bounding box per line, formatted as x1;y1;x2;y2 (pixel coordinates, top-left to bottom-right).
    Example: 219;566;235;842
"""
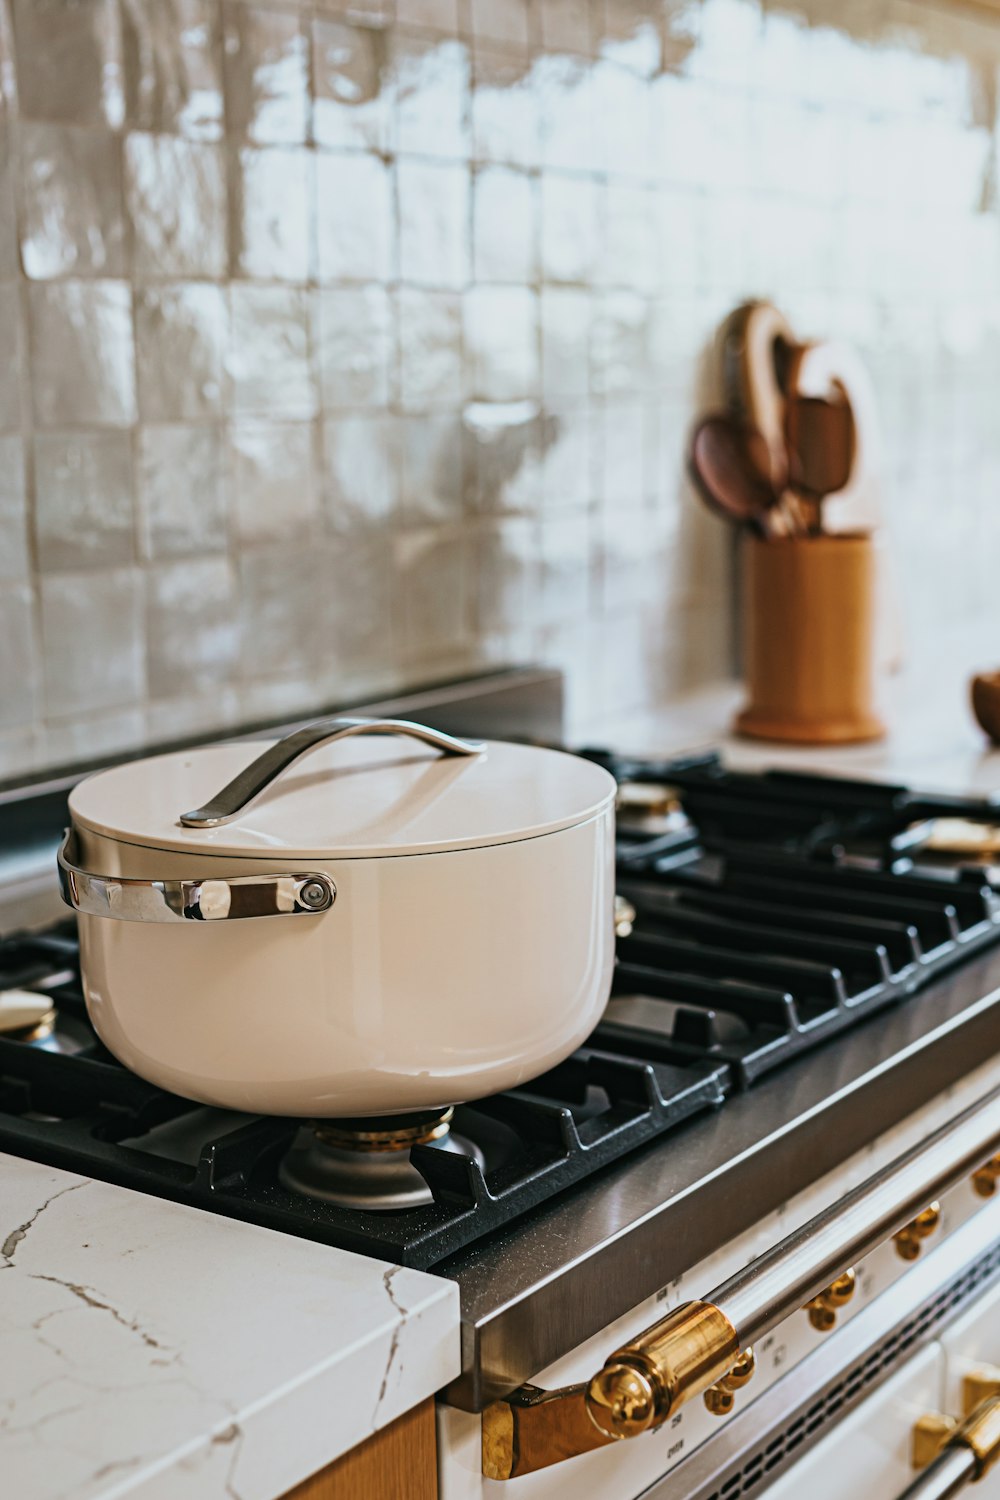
698;1243;1000;1500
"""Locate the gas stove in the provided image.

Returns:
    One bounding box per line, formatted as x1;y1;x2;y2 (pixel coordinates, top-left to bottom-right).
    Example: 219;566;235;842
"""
2;669;999;1500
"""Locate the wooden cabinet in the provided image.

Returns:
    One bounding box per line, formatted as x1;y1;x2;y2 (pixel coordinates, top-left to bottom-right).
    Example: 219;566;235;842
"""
282;1399;437;1500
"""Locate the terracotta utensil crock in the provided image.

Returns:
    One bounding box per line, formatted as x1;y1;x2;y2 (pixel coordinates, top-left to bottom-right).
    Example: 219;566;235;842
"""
736;532;885;745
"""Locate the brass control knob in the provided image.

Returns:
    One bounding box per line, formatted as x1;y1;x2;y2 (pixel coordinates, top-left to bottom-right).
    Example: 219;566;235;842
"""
894;1203;941;1261
805;1269;856;1332
703;1347;755;1417
973;1154;1000;1199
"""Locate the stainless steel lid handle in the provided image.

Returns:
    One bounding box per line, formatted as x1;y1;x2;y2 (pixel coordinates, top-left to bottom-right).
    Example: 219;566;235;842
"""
179;717;486;829
57;832;335;924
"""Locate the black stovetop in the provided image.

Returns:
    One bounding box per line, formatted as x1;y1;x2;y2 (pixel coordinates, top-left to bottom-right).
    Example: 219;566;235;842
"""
2;750;1000;1269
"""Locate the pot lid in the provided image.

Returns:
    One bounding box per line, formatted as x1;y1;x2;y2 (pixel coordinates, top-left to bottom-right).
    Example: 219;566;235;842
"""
68;725;616;860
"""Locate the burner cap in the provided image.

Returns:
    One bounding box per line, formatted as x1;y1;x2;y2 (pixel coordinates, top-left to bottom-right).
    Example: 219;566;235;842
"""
0;989;56;1042
278;1108;485;1210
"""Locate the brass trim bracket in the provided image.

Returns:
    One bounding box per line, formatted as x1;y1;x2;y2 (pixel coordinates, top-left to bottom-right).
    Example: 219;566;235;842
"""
481;1301;740;1479
911;1396;1000;1484
482;1384;616;1481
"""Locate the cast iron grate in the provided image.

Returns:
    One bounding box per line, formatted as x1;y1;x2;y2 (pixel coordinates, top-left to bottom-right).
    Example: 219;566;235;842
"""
0;928;727;1268
587;749;1000;1086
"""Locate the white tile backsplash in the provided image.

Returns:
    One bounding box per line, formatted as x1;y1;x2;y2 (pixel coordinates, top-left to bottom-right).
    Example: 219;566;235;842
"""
1;0;999;776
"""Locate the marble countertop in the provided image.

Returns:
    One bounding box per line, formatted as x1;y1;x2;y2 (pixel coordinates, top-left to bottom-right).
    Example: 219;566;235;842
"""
0;1154;459;1500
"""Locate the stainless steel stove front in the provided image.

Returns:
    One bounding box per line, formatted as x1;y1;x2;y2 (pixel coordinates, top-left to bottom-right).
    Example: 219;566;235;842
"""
435;987;1000;1500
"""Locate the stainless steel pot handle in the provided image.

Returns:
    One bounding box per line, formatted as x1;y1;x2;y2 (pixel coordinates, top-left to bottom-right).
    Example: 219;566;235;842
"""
57;831;335;924
483;1085;1000;1479
179;717;486;829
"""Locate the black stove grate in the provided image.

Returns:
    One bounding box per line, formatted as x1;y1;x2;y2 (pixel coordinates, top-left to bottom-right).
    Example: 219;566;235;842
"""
2;752;1000;1266
590;749;1000;1087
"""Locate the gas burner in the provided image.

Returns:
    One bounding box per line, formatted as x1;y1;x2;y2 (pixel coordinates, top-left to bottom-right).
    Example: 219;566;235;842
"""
0;989;56;1043
0;985;91;1056
278;1108;486;1210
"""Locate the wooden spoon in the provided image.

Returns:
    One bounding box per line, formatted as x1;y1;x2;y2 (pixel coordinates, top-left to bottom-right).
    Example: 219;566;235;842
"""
784;342;859;533
688;416;785;539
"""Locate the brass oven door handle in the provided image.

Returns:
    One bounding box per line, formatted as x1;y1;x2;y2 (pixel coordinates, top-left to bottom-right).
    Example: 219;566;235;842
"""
179;717;485;828
902;1397;1000;1497
482;1085;1000;1479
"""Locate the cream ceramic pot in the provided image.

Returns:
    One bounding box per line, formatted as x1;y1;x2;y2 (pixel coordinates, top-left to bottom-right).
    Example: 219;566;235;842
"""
58;718;617;1118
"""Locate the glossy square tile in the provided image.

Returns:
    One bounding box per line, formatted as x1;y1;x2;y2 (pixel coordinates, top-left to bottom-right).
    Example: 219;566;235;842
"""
471;46;540;166
535;0;593;54
322;412;399;529
473;165;537;283
398;412;464;522
121;0;224;139
230;420;318;542
134;283;227;420
393;32;470;159
590;290;648;395
595;0;663;77
314;0;394;26
396;287;463;409
467;0;530;52
228;284;317;416
237;541;334;677
126;133;227;279
316;150;394;281
540;171;598;283
28;281;135;428
138;424;227;558
539;401;592;510
536;52;594;171
395;0;460;32
463;399;543;512
312;16;394;152
320;531;396;677
541;286;591;398
0;282;22;433
538;511;593;626
147;558;239;696
19;123;125;279
397;157;469;287
394;524;470;657
0;436;28;580
590;58;653;178
223;1;309;145
595;399;645;505
39;568;144;716
230;144;312;281
464;285;539;399
599;182;656;292
0;584;37;728
12;0;124;127
473;515;537;634
34;431;134;571
0;125;19;279
317;285;392;408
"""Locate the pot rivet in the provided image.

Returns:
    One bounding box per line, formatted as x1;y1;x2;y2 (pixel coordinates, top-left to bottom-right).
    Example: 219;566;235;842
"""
299;879;333;911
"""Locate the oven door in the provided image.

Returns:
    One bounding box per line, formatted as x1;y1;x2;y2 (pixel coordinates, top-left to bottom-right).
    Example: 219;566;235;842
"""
759;1344;944;1500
